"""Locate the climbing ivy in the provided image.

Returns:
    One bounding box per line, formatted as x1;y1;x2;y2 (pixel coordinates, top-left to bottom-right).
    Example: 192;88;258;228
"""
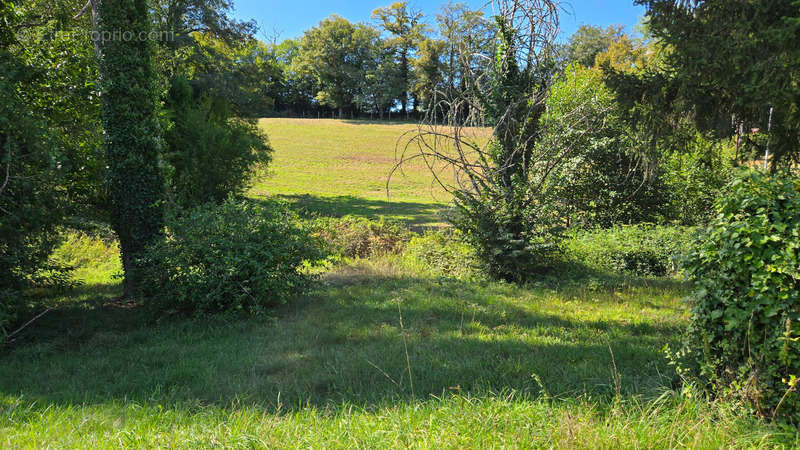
96;0;165;295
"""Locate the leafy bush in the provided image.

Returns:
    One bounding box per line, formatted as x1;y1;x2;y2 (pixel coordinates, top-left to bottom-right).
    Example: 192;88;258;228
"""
163;77;272;208
0;43;67;335
675;170;800;422
451;191;564;282
565;225;693;277
401;230;480;280
137;199;325;315
542;65;671;228
663;136;733;225
310;216;411;259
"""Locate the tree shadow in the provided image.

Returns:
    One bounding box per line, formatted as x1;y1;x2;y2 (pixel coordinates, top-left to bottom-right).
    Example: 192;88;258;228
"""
258;193;447;229
0;268;685;414
340;119;418;126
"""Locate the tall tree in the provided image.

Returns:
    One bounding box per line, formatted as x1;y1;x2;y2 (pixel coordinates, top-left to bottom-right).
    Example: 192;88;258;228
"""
627;0;800;167
436;2;494;114
372;1;426;116
274;38;318;114
1;3;69;331
565;24;624;68
359;35;403;118
411;38;445;114
294;16;379;117
397;0;581;282
151;0;257;80
96;0;165;295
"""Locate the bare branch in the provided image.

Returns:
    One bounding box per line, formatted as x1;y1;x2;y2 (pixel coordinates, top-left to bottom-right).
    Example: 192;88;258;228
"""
0;154;10;197
74;0;100;56
72;0;92;20
2;308;51;345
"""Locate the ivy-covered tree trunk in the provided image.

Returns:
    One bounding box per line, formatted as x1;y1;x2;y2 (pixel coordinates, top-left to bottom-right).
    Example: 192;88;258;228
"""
97;0;165;296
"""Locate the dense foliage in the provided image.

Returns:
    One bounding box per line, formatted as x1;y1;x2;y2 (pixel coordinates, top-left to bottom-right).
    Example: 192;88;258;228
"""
311;216;411;259
626;0;800;168
564;24;623;68
402;230;479;280
0;5;69;335
677;171;800;422
138;199;324;315
542;65;670;227
662;137;733;225
565;225;693;277
97;0;166;294
372;2;426;116
293;16;382;118
163;77;272;208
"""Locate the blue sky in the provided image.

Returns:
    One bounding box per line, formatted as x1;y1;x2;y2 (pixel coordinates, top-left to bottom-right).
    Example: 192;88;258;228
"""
232;0;646;43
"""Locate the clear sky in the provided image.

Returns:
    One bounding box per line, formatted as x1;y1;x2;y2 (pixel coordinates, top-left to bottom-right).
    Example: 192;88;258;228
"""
232;0;646;43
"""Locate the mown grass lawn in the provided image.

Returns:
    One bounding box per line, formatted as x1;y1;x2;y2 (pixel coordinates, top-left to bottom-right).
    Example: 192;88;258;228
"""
1;119;797;448
253;119;478;227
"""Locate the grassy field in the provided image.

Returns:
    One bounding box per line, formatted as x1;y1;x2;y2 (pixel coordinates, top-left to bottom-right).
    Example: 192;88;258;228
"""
1;119;797;448
253;119;479;227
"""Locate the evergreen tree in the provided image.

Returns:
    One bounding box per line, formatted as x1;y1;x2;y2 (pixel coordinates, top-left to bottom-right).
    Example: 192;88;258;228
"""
629;0;800;167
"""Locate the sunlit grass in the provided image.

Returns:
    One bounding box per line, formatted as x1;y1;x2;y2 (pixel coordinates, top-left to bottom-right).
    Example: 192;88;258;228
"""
1;121;795;447
252;119;488;227
2;258;796;447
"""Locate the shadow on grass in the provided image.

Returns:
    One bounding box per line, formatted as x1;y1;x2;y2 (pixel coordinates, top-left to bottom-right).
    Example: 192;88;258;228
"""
340;119;418;126
0;266;686;414
258;193;447;229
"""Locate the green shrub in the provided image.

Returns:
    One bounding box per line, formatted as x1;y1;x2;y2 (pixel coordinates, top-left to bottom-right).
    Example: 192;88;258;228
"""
402;230;480;280
676;170;800;422
663;137;734;226
137;199;325;315
0;43;68;336
565;225;694;277
542;65;671;228
163;77;272;208
451;191;564;282
310;216;411;259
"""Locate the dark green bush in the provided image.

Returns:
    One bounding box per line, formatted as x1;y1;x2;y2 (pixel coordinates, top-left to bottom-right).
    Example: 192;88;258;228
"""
565;225;693;277
137;199;325;315
163;77;272;208
451;192;564;282
676;170;800;422
0;42;68;335
542;65;671;228
663;137;733;226
310;216;411;259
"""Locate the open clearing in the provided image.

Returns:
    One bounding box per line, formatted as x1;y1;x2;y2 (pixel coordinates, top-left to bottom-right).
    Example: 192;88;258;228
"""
253;118;486;227
1;119;795;448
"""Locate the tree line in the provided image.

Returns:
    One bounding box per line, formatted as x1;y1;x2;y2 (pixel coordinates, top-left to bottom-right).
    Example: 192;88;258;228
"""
224;1;498;120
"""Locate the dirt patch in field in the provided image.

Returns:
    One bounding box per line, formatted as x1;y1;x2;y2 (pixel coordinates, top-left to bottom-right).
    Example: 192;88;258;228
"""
337;154;397;164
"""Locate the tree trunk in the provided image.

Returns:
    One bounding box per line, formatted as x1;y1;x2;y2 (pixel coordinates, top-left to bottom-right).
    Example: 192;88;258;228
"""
97;0;165;297
400;49;409;115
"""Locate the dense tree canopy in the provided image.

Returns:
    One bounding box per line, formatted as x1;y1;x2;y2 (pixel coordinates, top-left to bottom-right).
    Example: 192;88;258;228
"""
372;2;427;115
1;4;69;329
619;0;800;167
566;24;624;68
294;16;380;117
